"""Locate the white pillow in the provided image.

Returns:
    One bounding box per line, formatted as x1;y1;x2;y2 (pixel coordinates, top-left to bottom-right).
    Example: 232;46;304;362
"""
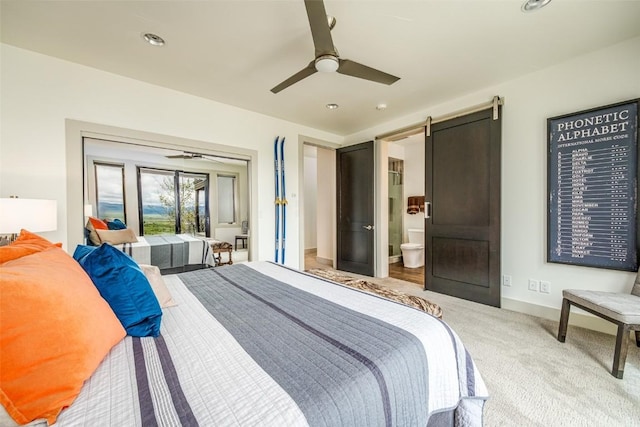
95;228;138;245
139;264;177;308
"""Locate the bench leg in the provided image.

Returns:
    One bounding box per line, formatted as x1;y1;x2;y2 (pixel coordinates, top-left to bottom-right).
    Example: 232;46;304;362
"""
558;298;571;342
612;324;630;379
636;331;640;347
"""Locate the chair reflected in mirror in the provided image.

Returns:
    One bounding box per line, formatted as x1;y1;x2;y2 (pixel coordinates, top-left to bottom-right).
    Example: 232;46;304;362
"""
235;220;248;251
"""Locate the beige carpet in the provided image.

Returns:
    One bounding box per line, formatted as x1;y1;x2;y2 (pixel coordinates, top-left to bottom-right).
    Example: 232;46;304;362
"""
322;270;640;426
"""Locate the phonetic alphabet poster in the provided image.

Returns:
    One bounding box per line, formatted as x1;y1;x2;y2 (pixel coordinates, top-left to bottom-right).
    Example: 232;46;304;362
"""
548;99;639;271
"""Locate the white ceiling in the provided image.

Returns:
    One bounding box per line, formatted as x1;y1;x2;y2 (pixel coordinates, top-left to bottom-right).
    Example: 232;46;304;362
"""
2;0;639;136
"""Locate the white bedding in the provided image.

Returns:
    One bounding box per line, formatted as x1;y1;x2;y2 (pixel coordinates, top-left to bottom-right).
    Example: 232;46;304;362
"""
114;234;215;268
50;262;488;426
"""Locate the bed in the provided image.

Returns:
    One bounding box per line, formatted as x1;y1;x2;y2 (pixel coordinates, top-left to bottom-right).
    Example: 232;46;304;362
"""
85;217;214;271
113;233;214;271
1;232;488;427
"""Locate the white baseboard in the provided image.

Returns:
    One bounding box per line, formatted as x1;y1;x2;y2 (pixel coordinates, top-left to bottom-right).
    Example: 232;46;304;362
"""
304;248;317;255
315;256;333;266
388;255;402;264
502;298;618;336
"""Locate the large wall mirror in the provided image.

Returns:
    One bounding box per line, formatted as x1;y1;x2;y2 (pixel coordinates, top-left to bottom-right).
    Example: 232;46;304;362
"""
66;120;257;269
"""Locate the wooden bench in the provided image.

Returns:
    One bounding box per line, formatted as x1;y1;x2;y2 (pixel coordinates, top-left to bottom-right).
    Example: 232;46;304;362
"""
211;241;233;267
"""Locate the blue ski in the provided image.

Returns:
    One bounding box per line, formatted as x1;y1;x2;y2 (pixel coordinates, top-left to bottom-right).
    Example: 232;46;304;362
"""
274;136;281;262
279;137;287;264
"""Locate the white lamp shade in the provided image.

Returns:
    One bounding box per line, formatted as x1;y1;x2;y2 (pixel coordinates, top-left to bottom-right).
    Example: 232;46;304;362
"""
0;198;57;234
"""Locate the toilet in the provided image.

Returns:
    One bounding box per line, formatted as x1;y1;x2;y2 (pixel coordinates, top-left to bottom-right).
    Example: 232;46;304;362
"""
400;228;424;268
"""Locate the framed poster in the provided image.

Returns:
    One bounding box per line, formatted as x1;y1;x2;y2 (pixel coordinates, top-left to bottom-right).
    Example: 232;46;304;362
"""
547;99;640;271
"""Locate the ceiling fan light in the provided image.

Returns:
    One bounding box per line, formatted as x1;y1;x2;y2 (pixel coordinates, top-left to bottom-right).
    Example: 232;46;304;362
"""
521;0;552;12
315;56;339;73
142;33;165;46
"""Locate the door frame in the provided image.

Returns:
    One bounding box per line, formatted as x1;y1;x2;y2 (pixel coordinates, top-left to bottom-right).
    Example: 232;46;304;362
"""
65;119;258;256
373;97;503;282
375;132;425;279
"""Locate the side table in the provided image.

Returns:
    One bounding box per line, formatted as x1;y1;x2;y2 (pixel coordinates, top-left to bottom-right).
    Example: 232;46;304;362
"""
211;241;233;266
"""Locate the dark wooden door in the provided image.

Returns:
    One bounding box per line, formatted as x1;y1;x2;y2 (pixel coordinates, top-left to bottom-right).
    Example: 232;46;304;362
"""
425;108;501;307
337;141;375;276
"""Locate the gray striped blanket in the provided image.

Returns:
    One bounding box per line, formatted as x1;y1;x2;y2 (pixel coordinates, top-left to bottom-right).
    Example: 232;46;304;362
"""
116;234;213;270
51;262;487;426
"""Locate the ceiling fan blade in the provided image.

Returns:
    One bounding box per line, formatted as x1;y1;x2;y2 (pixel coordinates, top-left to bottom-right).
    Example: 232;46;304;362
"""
201;155;223;164
337;59;400;85
166;151;203;159
271;62;317;94
304;0;337;57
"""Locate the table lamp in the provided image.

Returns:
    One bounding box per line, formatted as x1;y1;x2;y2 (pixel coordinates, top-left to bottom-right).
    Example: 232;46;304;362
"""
0;197;57;245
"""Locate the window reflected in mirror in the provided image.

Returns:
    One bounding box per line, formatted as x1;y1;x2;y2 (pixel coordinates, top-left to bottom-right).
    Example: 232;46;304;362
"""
217;174;237;224
95;162;126;222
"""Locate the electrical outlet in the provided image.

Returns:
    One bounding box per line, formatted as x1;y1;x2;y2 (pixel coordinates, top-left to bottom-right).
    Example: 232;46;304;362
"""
528;279;539;292
540;281;551;294
502;275;512;287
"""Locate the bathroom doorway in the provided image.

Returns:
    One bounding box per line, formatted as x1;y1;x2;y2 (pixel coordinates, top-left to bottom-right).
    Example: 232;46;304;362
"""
387;136;425;286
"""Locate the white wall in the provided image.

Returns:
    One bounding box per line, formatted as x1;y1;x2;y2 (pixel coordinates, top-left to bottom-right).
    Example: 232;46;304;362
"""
0;44;341;268
316;146;335;263
403;137;425;234
347;36;640;328
303;146;317;250
388;141;404;160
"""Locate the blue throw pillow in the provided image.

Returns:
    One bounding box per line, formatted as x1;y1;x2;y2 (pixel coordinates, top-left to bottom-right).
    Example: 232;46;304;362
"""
74;244;97;259
107;218;127;230
73;244;162;337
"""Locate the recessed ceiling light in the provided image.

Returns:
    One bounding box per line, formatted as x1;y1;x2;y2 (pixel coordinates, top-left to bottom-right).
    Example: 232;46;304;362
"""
326;103;339;110
521;0;552;12
142;33;165;46
376;103;388;111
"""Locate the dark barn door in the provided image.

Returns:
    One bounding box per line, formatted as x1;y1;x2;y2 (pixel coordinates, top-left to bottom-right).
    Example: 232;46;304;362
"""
337;141;375;276
425;108;501;307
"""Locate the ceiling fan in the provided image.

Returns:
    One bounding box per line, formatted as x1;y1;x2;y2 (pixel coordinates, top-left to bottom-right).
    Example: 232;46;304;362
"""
270;0;400;94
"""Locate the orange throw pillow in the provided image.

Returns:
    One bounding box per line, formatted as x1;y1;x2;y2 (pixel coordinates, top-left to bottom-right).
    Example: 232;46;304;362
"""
0;229;62;264
0;247;126;425
88;217;108;230
86;217;108;245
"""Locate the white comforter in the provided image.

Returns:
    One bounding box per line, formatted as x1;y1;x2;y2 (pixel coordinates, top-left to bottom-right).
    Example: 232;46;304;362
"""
51;262;487;426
